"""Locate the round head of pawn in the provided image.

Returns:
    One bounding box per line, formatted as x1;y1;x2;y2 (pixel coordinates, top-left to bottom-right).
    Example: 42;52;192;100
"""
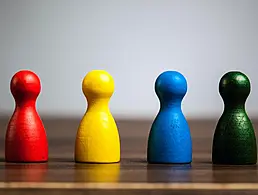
10;70;41;103
82;70;115;101
219;71;251;104
155;71;187;103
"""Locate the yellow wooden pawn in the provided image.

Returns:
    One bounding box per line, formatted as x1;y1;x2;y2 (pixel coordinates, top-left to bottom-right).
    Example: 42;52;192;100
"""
75;70;120;163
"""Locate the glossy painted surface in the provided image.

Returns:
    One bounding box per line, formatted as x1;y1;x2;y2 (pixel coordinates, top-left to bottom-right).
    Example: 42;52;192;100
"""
75;70;120;163
5;70;48;162
147;71;192;164
212;71;257;165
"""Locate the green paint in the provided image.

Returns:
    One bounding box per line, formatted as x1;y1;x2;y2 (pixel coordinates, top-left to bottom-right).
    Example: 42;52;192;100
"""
212;71;257;165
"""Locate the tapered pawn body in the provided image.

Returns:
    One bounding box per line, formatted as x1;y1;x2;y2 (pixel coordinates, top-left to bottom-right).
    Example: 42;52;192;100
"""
5;70;48;162
212;71;257;165
75;70;120;163
147;71;192;164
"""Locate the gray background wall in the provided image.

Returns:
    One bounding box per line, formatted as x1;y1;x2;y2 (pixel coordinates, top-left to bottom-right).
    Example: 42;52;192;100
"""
0;0;257;119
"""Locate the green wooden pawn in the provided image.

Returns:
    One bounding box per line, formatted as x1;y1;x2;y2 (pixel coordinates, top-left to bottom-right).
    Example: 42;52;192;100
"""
212;71;257;165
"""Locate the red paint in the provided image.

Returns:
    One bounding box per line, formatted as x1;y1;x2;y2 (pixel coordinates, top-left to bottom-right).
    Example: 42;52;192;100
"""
5;70;48;162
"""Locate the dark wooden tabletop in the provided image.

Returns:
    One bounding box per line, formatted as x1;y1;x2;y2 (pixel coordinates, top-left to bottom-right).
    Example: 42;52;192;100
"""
0;117;258;195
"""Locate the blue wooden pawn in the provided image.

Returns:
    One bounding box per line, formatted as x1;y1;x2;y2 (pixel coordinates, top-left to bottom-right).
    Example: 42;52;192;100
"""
147;71;192;164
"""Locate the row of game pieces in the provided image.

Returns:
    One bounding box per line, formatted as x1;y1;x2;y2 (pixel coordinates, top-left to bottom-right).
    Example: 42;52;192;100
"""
4;69;257;165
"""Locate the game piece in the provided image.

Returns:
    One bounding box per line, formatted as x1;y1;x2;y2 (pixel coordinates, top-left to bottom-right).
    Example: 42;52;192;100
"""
5;70;48;163
212;71;257;165
147;71;192;164
74;70;120;163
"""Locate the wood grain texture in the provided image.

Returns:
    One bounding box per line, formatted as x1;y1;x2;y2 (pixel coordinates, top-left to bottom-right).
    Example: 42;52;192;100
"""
0;117;258;195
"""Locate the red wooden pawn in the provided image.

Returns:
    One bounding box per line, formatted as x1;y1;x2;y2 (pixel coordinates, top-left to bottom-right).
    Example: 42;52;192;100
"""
5;70;48;163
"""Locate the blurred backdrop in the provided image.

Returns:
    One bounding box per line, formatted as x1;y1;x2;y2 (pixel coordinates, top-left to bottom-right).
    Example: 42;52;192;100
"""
0;0;257;119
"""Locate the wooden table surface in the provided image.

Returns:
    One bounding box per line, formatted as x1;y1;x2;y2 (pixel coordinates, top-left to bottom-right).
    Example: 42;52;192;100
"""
0;117;258;195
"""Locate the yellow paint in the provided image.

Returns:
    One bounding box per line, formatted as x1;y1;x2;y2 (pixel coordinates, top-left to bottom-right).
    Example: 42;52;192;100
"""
75;70;120;163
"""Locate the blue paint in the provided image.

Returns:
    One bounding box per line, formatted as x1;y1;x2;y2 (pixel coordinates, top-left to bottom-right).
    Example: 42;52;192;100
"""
147;71;192;164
